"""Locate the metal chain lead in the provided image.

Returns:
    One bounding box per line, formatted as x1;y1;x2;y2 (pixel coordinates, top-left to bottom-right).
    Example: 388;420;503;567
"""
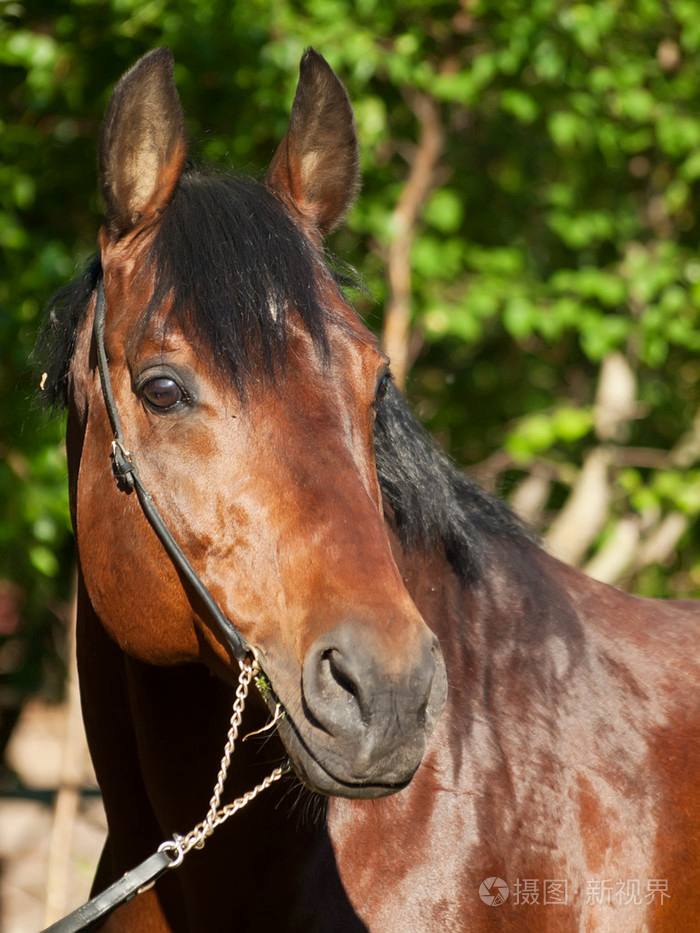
159;659;289;868
204;659;257;837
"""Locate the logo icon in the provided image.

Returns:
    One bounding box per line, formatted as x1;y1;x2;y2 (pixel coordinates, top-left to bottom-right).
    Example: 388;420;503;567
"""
479;877;510;907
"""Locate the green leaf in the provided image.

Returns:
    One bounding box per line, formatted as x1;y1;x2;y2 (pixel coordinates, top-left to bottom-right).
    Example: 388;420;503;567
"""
29;545;59;578
503;296;535;339
505;414;556;462
548;112;589;149
552;407;593;442
501;89;539;124
423;189;463;233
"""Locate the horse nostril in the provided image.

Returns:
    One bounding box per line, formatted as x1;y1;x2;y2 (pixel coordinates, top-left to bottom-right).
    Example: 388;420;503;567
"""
302;621;440;744
323;647;370;716
323;649;356;695
303;626;386;738
311;646;368;733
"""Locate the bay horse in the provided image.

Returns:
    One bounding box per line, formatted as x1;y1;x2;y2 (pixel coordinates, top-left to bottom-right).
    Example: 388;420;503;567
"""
40;48;699;932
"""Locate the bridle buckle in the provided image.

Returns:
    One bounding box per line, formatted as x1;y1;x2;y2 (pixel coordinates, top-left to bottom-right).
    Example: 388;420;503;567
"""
111;439;135;491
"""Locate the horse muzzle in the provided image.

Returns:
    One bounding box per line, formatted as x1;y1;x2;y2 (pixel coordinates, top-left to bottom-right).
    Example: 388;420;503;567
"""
269;619;448;797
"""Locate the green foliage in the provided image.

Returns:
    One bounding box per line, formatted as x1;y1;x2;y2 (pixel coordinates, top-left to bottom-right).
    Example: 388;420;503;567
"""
506;407;594;463
2;0;700;716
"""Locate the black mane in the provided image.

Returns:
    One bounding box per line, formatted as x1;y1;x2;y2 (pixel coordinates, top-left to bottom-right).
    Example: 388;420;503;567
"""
36;254;101;409
37;166;527;581
374;383;528;579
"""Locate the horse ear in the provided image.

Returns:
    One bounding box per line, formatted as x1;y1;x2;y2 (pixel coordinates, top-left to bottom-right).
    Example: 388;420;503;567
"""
99;48;186;238
265;49;359;236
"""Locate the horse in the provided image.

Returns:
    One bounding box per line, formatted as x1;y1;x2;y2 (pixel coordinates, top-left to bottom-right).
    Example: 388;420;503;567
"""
38;47;699;932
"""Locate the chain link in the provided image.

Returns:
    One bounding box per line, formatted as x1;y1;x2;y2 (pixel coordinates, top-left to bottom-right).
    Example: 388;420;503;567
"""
161;658;289;865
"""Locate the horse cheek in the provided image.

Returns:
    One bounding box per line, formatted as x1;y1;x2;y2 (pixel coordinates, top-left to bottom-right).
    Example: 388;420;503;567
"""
75;408;199;664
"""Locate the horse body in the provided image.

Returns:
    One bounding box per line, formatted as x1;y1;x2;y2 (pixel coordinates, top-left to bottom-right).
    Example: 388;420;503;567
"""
75;528;699;932
329;542;700;932
43;47;699;932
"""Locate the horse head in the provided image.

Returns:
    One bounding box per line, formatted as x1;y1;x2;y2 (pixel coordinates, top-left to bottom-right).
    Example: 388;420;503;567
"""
68;48;447;798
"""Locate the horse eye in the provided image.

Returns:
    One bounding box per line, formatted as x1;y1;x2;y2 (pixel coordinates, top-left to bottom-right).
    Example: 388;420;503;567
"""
141;376;183;411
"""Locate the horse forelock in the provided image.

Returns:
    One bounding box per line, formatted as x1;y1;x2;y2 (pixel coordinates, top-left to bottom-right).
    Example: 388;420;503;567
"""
36;166;339;406
143;168;332;394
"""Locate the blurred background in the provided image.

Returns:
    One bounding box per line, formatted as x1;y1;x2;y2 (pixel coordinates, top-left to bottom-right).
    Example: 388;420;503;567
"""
2;0;700;929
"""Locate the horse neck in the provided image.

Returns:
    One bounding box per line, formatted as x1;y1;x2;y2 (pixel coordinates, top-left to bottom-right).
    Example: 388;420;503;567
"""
394;535;591;754
394;530;662;797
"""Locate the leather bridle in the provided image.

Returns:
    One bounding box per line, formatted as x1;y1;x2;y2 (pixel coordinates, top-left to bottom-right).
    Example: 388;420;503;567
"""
41;279;288;933
92;278;250;663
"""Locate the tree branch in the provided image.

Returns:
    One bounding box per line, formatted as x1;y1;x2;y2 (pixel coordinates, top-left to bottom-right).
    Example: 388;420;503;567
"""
382;92;443;388
43;581;82;926
634;511;688;570
584;515;641;583
544;447;613;565
510;473;552;526
544;352;638;566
